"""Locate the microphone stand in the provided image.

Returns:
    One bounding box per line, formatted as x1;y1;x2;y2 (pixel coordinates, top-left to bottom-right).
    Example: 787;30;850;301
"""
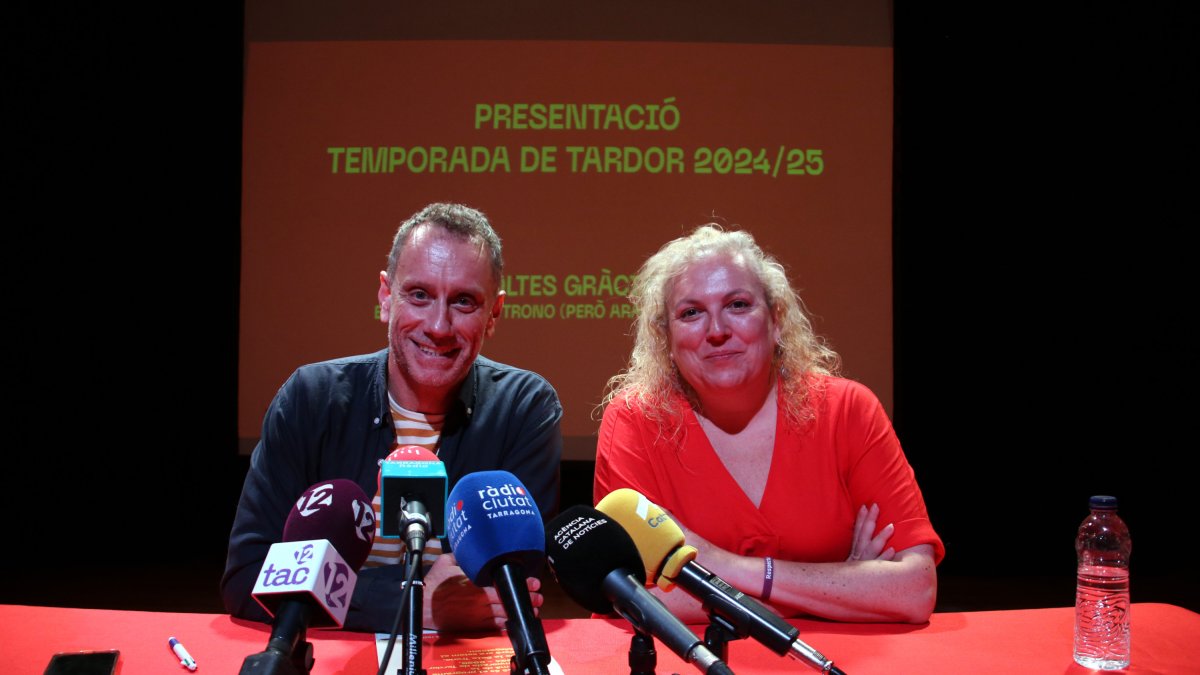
398;497;434;675
237;601;314;675
627;631;657;675
401;549;426;675
699;598;845;675
702;613;741;664
496;564;550;675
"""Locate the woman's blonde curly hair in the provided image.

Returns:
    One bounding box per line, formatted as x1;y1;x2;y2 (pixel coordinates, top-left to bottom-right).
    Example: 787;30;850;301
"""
602;224;840;432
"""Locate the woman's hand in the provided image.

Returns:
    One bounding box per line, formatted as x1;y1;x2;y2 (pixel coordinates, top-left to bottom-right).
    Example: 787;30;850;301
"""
847;503;895;562
651;504;934;623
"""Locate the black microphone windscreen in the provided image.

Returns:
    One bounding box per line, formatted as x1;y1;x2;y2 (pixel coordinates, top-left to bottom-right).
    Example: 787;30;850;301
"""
544;505;646;614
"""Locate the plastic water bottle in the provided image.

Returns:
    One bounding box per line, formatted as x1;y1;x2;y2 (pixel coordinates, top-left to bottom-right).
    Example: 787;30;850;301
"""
1073;495;1132;670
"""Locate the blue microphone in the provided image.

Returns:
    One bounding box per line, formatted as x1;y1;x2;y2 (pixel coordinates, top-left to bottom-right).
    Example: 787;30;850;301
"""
446;471;550;675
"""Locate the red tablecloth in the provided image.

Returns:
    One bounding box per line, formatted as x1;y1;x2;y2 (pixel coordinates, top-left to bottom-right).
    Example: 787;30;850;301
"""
6;602;1196;674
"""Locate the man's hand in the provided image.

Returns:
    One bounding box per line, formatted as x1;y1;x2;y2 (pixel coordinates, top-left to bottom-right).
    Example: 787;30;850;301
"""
424;552;543;631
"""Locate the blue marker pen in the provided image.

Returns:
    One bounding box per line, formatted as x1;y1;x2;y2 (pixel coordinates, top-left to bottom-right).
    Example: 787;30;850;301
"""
168;636;198;671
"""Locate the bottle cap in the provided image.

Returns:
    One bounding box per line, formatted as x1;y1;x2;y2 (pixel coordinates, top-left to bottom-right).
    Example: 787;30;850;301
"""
1089;495;1118;509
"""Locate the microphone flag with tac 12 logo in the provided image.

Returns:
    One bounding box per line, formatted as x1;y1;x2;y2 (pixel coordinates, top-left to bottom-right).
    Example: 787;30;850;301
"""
445;470;544;585
251;479;376;628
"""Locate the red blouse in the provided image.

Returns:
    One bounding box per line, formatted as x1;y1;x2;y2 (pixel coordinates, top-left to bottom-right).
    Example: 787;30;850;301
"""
594;376;944;564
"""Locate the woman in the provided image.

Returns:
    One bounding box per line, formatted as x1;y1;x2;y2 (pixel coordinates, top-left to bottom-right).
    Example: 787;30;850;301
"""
594;225;943;623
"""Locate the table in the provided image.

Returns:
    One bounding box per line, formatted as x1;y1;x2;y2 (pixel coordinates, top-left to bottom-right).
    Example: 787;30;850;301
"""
5;603;1196;674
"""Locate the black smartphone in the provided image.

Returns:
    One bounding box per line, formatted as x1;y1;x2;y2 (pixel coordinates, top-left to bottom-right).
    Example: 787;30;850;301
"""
44;650;120;675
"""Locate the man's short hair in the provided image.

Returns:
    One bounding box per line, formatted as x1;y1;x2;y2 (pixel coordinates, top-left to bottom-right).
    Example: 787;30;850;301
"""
386;203;504;284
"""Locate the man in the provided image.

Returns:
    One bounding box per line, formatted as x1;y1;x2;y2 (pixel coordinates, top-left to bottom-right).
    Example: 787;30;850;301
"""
221;203;562;632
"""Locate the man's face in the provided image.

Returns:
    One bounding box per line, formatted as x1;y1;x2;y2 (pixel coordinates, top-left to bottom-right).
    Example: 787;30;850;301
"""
378;223;504;412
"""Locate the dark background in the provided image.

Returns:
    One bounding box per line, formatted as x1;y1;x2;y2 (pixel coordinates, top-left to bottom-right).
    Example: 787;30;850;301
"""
7;3;1196;616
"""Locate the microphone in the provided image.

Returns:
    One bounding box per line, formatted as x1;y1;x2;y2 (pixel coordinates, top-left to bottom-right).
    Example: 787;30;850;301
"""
242;480;376;675
446;471;551;675
380;445;448;552
596;489;845;675
544;505;733;675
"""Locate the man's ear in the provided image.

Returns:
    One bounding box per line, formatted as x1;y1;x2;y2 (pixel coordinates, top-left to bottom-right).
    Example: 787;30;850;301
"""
485;291;506;338
377;271;392;323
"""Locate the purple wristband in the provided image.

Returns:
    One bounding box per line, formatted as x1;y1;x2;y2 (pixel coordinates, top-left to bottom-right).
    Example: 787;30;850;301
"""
762;556;774;601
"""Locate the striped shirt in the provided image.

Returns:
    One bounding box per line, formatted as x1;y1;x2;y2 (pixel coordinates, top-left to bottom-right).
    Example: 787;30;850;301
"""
361;397;445;568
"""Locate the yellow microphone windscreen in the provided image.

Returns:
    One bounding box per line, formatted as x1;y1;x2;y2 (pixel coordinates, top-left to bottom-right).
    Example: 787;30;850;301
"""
596;488;690;590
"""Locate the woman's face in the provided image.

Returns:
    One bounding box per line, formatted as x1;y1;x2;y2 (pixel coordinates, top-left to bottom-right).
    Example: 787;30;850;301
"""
666;253;780;405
